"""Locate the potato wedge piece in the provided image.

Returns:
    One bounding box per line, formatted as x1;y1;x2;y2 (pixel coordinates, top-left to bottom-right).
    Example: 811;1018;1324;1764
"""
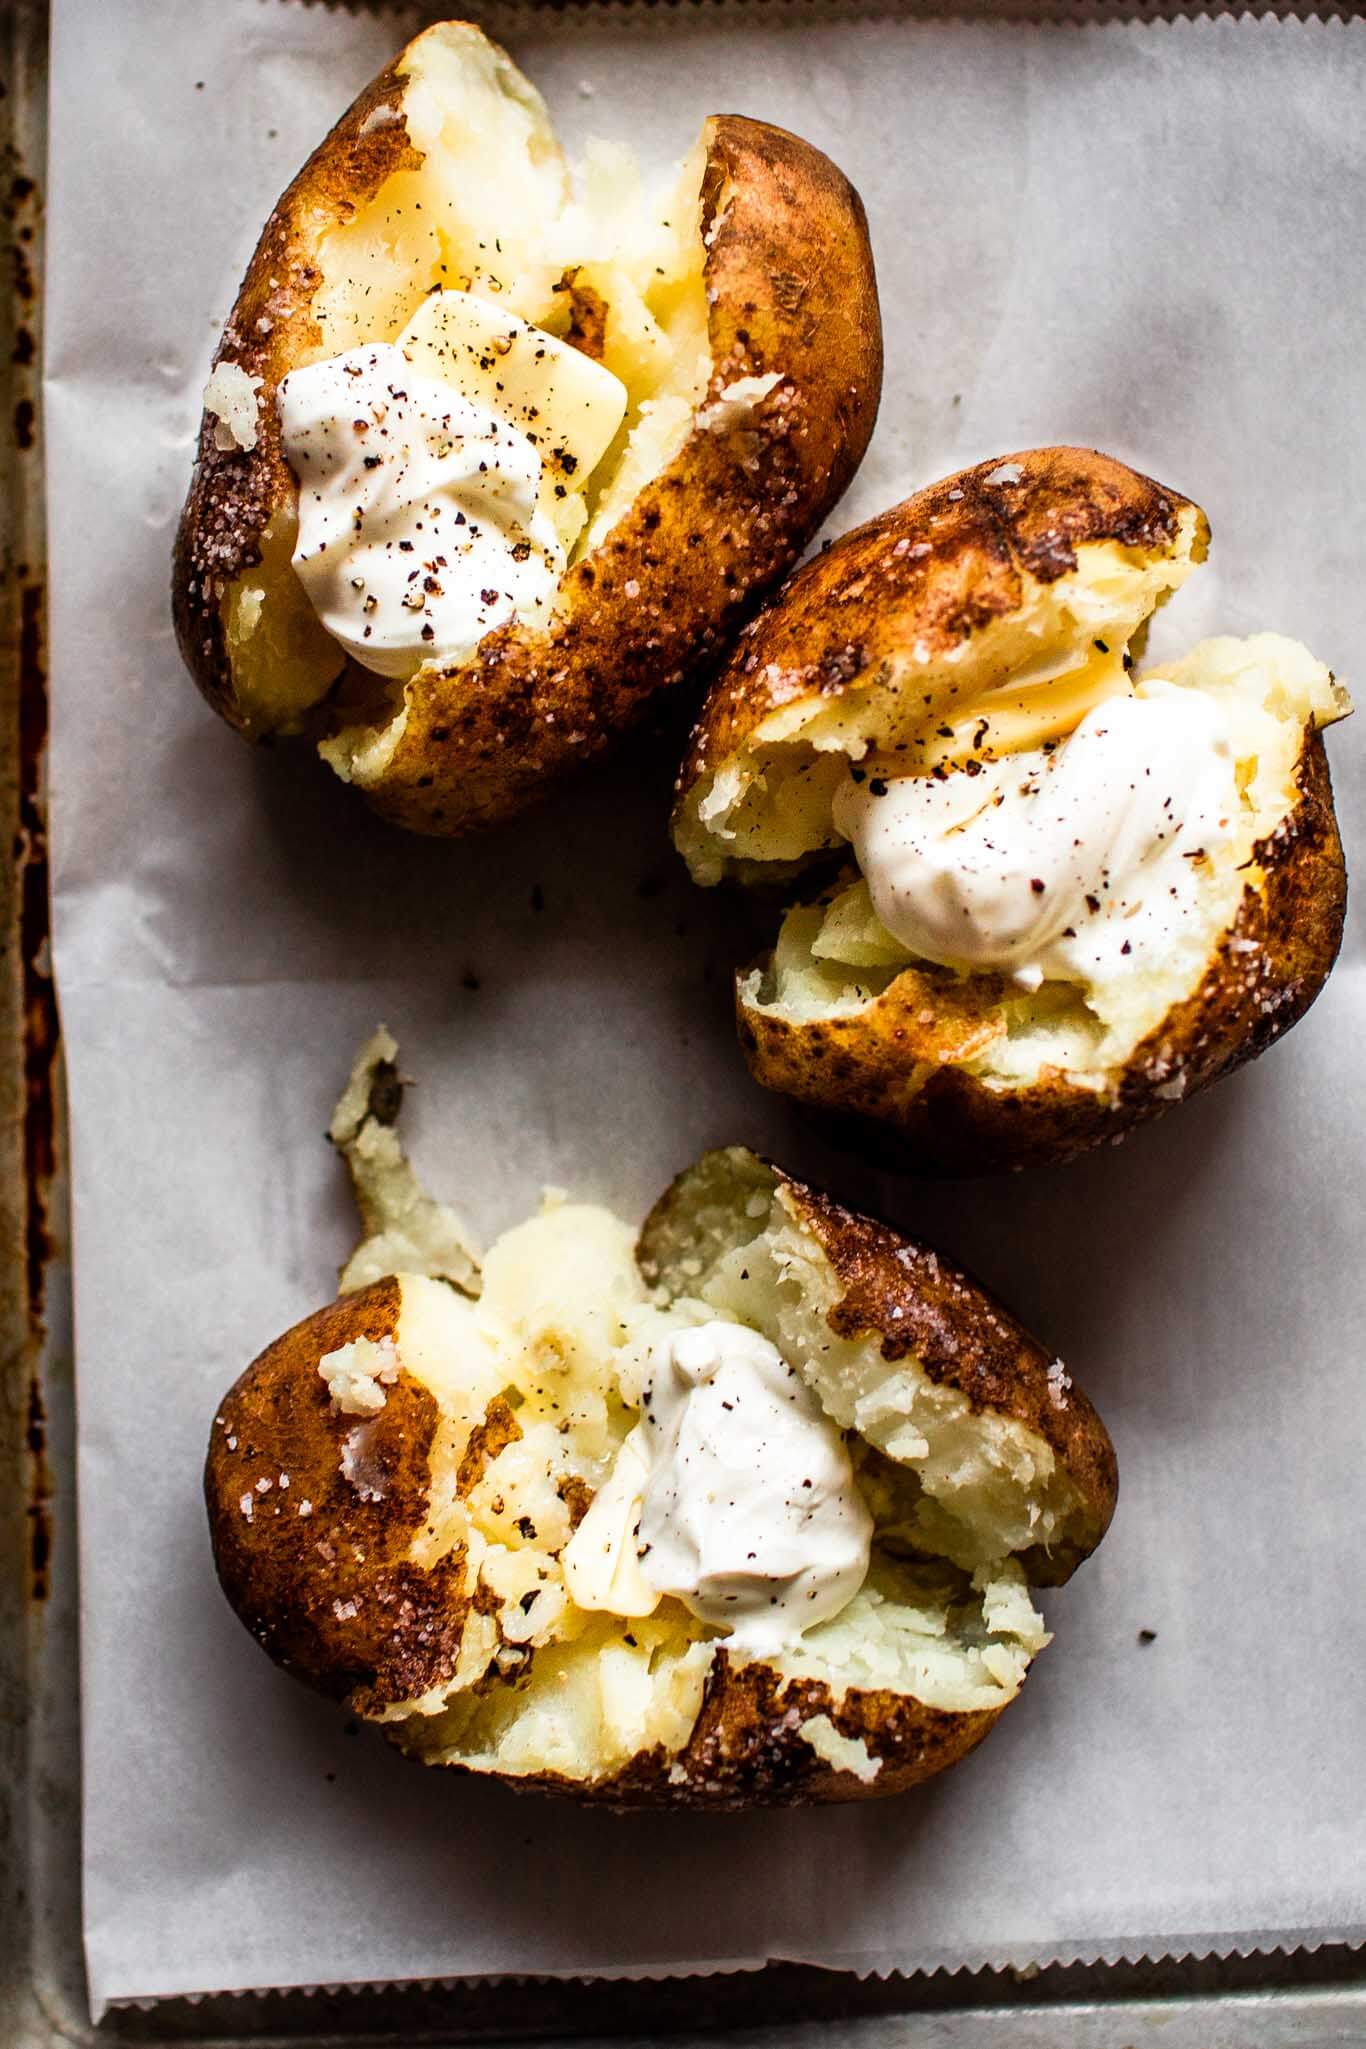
207;1047;1115;1807
174;22;882;836
673;448;1350;1171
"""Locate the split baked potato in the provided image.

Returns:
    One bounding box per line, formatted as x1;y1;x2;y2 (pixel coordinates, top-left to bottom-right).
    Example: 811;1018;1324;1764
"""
173;21;882;836
674;447;1351;1172
205;1033;1115;1808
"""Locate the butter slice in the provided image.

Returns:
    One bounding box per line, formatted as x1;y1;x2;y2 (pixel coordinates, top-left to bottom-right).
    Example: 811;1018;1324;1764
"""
398;290;627;551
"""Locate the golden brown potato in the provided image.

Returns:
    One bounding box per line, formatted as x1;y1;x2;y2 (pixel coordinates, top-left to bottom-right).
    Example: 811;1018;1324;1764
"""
173;22;882;836
673;447;1351;1172
207;1046;1115;1808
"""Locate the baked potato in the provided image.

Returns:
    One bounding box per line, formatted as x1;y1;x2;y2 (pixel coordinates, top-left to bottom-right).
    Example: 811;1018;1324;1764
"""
205;1033;1115;1808
673;447;1351;1172
173;21;882;837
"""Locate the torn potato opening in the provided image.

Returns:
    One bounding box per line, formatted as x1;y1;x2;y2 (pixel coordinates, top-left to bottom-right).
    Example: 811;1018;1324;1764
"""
677;512;1210;883
324;1152;1099;1789
227;23;711;753
676;494;1347;1093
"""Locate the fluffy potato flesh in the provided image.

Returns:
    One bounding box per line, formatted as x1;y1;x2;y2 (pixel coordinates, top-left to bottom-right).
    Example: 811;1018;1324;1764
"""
746;633;1347;1090
223;24;709;750
361;1188;1063;1787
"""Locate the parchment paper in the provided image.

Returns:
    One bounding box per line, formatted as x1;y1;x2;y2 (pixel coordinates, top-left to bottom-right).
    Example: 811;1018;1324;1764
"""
45;0;1366;2017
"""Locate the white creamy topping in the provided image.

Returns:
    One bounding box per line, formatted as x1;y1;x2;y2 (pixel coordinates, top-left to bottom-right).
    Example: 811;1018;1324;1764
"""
278;341;564;681
277;292;629;682
832;681;1241;991
562;1319;871;1654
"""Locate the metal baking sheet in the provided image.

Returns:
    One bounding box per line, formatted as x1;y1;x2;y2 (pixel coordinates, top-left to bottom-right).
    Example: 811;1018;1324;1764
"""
6;0;1366;2038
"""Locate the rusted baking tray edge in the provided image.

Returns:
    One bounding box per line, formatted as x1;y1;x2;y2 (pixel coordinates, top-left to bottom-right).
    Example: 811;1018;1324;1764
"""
3;0;1366;2041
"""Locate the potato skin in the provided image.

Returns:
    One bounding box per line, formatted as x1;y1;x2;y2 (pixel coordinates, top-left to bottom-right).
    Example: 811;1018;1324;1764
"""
207;1165;1115;1807
174;26;883;830
205;1280;483;1714
738;722;1347;1173
674;445;1204;806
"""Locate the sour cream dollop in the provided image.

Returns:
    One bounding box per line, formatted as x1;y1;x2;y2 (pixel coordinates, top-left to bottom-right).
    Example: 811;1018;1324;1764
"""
832;682;1242;991
562;1320;872;1655
277;342;565;681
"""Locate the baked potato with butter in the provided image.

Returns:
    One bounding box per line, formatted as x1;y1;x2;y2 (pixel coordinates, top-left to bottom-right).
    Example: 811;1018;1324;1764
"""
206;1033;1114;1808
674;447;1351;1172
173;21;881;837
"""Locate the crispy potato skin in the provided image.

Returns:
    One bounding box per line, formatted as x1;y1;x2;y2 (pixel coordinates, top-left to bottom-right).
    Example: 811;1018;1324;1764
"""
205;1280;483;1714
674;445;1204;799
738;723;1347;1173
174;33;883;829
207;1166;1113;1806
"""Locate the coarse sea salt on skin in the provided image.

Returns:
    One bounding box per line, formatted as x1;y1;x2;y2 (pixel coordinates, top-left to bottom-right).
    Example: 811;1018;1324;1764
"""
340;1421;387;1503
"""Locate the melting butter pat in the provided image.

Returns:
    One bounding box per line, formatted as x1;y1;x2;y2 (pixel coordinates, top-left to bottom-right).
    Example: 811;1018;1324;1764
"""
398;291;628;550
